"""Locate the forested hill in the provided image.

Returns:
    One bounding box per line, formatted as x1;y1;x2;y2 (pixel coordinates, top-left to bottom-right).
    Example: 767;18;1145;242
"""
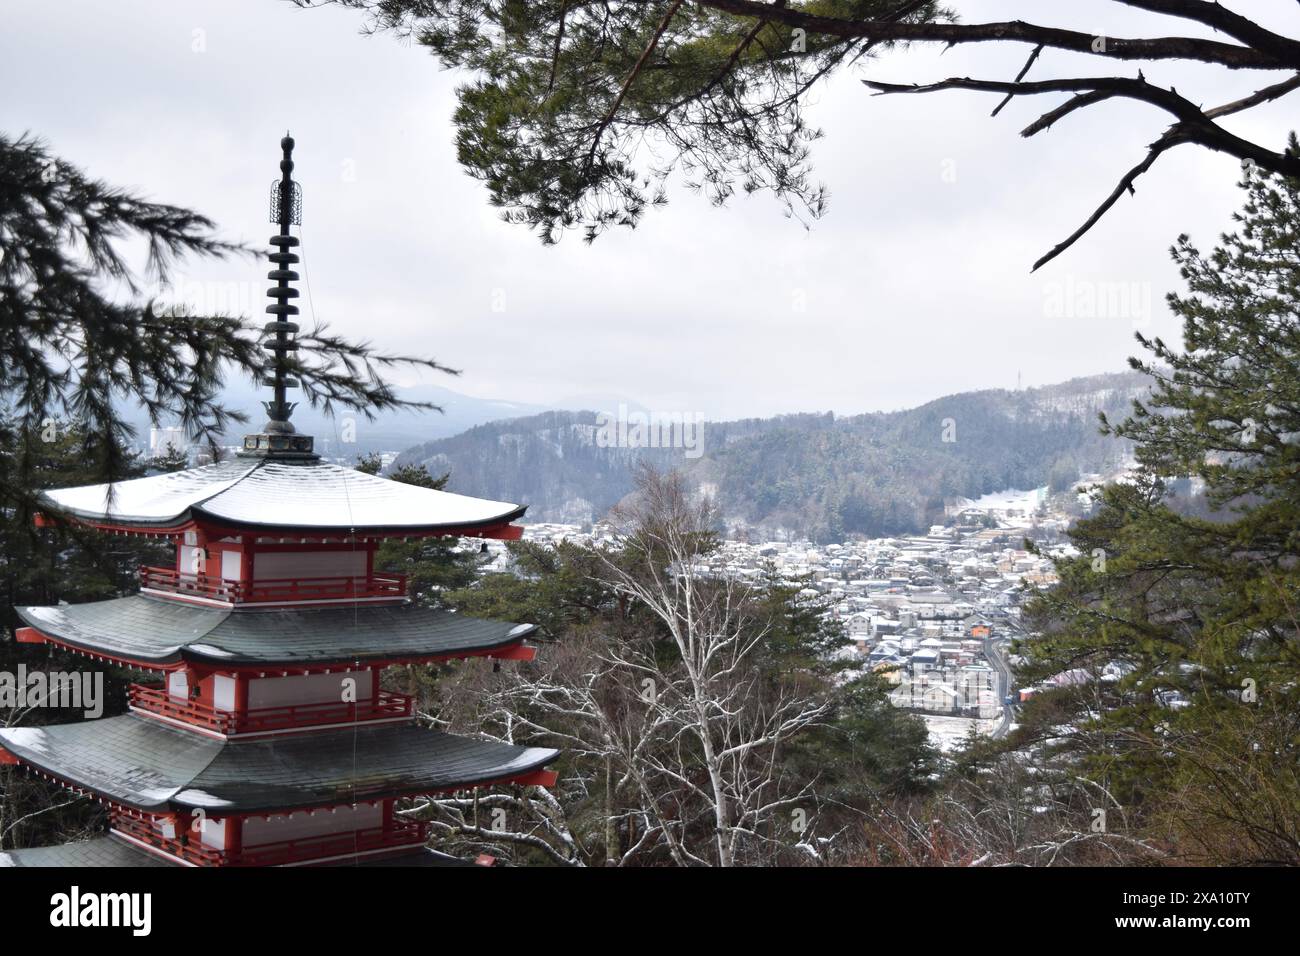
394;371;1149;540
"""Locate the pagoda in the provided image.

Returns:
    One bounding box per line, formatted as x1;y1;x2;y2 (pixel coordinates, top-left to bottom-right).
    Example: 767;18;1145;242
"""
0;136;558;868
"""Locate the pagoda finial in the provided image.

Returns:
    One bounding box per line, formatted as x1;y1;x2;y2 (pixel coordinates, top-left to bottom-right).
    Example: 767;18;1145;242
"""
240;134;316;460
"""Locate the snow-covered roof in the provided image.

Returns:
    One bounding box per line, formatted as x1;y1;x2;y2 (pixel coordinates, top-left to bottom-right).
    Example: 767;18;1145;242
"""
39;458;525;534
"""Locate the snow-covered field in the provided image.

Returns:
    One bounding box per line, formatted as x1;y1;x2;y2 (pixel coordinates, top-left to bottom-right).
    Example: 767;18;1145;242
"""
953;486;1048;516
923;715;1000;752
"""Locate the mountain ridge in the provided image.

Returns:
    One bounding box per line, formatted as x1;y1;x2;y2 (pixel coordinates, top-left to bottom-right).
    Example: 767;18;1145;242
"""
395;370;1151;540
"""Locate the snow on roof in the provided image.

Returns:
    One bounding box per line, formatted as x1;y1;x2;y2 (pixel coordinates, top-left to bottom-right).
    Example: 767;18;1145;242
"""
40;458;525;533
43;459;258;524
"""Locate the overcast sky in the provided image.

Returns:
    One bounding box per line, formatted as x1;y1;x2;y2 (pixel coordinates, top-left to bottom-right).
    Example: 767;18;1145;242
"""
4;0;1297;421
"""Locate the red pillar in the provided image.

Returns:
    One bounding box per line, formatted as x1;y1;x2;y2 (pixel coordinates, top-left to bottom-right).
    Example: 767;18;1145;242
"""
193;526;209;586
241;534;256;588
234;674;249;715
227;816;244;859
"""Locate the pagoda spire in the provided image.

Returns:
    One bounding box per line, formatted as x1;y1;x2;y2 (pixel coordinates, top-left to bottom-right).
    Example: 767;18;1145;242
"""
240;133;316;459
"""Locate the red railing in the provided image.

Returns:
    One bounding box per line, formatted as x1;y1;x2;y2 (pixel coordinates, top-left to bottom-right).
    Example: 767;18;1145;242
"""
237;573;407;603
112;813;225;866
139;566;407;605
139;565;240;602
112;814;429;867
129;684;414;735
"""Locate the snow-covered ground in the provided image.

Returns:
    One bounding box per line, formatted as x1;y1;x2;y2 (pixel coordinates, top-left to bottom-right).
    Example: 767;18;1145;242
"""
923;715;1000;752
953;486;1048;516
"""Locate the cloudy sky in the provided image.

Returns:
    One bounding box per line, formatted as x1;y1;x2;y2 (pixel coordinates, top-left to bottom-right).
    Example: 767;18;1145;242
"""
3;0;1297;421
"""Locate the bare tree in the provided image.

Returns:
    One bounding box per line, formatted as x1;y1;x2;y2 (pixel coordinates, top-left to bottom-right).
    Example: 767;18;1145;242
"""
845;747;1166;867
592;467;828;866
410;467;828;866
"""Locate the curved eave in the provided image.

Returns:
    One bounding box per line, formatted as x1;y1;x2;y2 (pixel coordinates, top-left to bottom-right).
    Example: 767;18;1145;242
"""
37;508;528;541
14;604;191;669
0;746;560;815
17;629;181;670
1;760;565;817
190;503;529;539
173;753;562;816
0;834;472;868
34;510;190;538
15;617;539;671
0;835;176;868
0;717;561;815
175;624;539;669
33;457;530;539
0;731;209;812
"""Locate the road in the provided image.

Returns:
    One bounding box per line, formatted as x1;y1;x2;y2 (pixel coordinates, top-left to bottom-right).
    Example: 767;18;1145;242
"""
982;634;1015;738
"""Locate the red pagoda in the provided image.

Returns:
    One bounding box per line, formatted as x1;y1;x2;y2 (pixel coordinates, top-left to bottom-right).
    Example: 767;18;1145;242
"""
0;136;558;868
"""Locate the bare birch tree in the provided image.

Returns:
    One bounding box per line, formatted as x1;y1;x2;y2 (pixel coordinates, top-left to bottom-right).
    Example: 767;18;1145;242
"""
410;467;829;866
591;466;828;866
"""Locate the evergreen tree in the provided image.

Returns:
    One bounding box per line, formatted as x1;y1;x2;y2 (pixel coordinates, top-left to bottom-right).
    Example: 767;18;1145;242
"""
0;417;168;624
0;418;168;849
1047;455;1079;495
354;456;485;606
148;441;191;474
292;2;1298;264
1017;150;1300;864
449;538;621;642
750;561;848;674
0;133;454;506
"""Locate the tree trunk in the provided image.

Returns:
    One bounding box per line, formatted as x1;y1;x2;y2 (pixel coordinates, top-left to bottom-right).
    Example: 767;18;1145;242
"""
604;755;619;865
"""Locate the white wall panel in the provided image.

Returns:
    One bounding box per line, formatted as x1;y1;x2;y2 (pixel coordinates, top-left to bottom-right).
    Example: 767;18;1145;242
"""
252;550;367;581
247;670;374;710
242;803;382;847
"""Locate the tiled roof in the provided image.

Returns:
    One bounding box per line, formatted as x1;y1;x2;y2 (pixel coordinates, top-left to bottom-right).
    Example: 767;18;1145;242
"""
0;835;174;867
0;834;469;867
0;715;559;813
18;595;535;666
39;458;525;533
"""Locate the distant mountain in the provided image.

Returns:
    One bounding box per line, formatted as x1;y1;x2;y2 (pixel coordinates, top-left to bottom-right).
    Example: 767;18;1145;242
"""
262;382;549;456
396;409;672;525
394;371;1151;540
118;379;553;457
